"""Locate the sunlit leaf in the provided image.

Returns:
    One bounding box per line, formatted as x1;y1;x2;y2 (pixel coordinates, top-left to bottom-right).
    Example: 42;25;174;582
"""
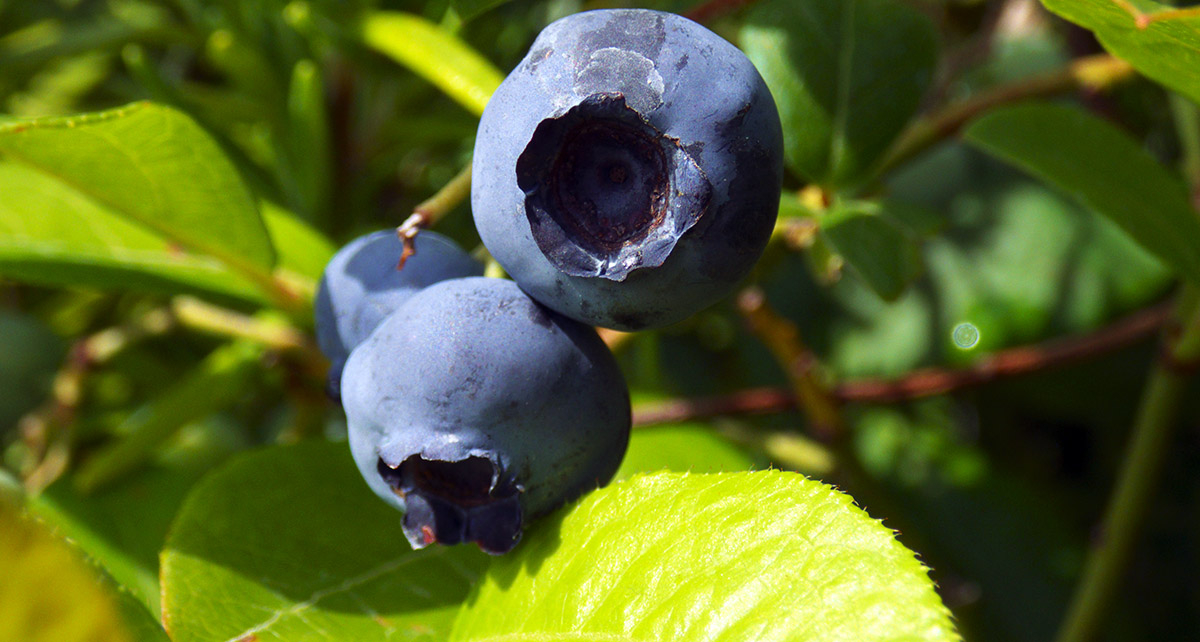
362;12;503;116
1042;0;1200;105
0;499;135;642
452;471;959;642
0;103;276;279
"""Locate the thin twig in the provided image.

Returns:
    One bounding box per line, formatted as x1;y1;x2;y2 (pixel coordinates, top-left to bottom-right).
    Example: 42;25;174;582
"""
397;163;472;268
597;327;635;352
877;53;1135;177
632;301;1173;426
633;387;794;426
1110;0;1200;29
736;287;844;438
171;296;312;353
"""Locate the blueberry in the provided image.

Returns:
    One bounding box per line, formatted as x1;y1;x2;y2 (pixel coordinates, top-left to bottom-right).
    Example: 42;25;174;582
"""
472;9;783;330
314;230;483;397
341;277;630;554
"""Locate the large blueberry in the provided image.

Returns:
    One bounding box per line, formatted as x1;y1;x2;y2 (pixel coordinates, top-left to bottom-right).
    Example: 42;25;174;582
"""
473;9;783;330
341;277;630;554
314;230;483;396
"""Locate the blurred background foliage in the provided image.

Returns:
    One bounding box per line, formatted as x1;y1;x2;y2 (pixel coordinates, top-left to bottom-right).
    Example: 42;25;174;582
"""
1;0;1198;640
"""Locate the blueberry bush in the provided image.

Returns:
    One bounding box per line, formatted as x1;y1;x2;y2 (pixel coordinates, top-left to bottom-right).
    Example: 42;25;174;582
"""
2;0;1199;641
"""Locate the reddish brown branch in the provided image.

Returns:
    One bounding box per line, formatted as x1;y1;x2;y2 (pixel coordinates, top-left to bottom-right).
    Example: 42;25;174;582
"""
633;302;1172;426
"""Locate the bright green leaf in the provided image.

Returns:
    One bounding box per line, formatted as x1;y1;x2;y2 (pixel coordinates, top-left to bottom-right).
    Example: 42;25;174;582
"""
964;102;1200;285
615;423;757;480
822;202;924;301
0;159;329;305
742;0;938;187
362;12;503;116
161;441;488;642
0;161;269;302
1041;0;1200;105
452;471;959;642
0;103;276;280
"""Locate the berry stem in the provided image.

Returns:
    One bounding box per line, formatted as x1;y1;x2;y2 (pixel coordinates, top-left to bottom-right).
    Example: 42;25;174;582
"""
170;295;328;388
397;163;473;267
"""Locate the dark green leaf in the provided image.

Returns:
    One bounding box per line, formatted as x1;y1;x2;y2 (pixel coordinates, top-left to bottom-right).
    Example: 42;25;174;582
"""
0;310;62;430
742;0;938;186
822;202;924;300
964;102;1200;285
1042;0;1200;105
282;60;332;221
161;441;488;642
452;472;959;641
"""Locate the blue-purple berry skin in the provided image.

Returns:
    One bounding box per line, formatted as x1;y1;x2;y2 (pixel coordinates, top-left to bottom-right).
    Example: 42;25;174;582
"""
314;230;483;396
473;9;783;331
341;277;630;554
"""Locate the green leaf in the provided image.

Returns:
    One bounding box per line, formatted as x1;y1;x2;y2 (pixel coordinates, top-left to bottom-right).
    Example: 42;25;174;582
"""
742;0;938;187
822;202;924;301
964;102;1200;285
362;12;503;116
0;161;268;302
451;472;959;642
282;60;332;220
1041;0;1200;105
0;103;277;280
615;423;757;480
161;441;488;642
